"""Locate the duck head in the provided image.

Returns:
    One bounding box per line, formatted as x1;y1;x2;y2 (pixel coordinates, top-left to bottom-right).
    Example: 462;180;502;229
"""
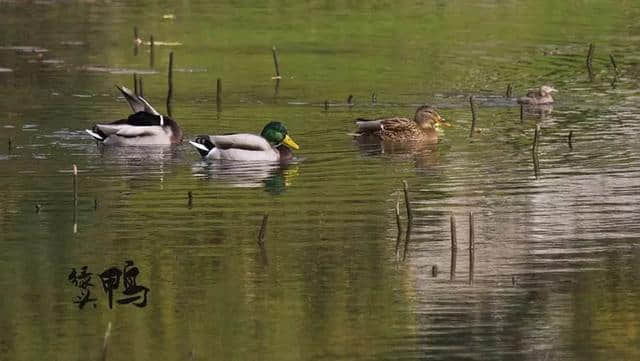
413;105;449;130
540;85;557;96
261;121;300;150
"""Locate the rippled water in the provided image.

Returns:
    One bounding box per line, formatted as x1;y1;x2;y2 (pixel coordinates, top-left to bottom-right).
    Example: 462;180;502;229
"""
2;1;640;360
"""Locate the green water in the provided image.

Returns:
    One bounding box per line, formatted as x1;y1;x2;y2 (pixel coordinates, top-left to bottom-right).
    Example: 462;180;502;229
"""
1;1;640;360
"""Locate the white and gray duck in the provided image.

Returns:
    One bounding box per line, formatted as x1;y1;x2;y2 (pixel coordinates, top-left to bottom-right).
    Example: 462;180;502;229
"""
517;85;557;105
189;121;299;162
86;85;182;145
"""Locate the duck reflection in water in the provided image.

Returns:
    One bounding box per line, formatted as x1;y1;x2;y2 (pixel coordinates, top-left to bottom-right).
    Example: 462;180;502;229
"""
90;145;182;191
522;103;554;119
191;160;299;195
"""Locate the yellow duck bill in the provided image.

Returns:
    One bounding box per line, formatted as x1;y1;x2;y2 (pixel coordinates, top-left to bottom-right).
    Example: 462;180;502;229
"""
282;134;300;150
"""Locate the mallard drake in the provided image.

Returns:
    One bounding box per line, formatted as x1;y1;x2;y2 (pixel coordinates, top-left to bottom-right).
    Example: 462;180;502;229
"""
85;85;182;145
355;105;448;142
189;121;299;162
517;85;557;105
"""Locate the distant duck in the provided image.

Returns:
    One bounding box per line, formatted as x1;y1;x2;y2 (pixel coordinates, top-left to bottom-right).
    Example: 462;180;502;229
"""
517;85;557;105
85;85;182;145
354;105;449;143
189;121;299;162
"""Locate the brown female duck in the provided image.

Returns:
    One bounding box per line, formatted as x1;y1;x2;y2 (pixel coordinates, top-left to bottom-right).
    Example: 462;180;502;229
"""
517;85;557;105
355;105;448;142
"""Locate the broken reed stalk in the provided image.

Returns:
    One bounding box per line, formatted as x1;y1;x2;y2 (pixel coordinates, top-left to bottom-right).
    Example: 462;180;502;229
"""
394;198;403;258
468;212;475;285
519;104;524;122
257;214;269;265
133;73;138;95
468;212;475;250
138;77;144;97
586;43;595;68
258;214;268;246
450;214;457;280
506;84;512;98
402;180;413;223
532;124;541;178
274;78;280;96
216;78;222;112
402;221;412;262
347;94;354;106
187;191;193;208
469;95;477;137
609;53;619;75
271;46;281;79
166;52;174;116
149;35;155;67
102;322;112;361
568;131;573;149
133;27;140;56
72;164;78;203
586;43;594;79
532;124;540;154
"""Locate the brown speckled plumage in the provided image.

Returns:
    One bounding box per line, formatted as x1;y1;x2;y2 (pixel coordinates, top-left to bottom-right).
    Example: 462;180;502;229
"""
518;85;557;105
355;106;446;143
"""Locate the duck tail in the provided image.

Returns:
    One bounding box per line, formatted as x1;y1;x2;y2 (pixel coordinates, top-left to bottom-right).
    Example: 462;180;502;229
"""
189;135;215;157
116;85;160;116
355;118;383;132
85;126;105;141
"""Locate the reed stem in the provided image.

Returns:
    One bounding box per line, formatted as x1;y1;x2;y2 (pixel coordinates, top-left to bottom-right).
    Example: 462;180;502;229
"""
450;214;457;280
271;46;281;79
520;104;524;122
216;78;222;112
138;77;143;97
149;35;155;67
166;52;174;116
568;131;573;149
258;214;268;246
468;212;475;285
395;198;403;258
402;180;413;223
609;53;619;75
469;95;477;137
102;322;112;361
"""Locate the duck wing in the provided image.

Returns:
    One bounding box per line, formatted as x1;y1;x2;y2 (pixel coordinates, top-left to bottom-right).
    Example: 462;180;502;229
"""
95;124;164;138
379;117;414;131
356;117;413;133
116;85;161;115
210;133;273;151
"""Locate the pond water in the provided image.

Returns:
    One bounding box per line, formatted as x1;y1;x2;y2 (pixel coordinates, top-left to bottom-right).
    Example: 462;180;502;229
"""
2;1;640;360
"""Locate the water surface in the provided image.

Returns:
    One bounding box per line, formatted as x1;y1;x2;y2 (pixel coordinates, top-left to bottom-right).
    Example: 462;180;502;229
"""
1;1;640;360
